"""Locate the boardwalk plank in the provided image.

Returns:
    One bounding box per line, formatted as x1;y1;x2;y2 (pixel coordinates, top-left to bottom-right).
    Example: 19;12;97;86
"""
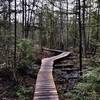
33;52;71;100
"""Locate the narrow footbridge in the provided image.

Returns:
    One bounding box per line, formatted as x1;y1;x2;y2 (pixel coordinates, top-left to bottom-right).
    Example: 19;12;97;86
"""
33;52;71;100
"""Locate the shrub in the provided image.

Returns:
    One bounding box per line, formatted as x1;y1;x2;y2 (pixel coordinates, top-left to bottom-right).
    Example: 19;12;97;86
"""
16;39;34;74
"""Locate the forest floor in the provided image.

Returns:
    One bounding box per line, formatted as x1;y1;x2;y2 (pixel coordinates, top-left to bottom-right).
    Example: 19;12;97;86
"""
0;69;36;100
0;49;99;100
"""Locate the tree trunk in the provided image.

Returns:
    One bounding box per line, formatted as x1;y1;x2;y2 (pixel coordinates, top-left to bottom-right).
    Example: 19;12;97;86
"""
82;0;86;57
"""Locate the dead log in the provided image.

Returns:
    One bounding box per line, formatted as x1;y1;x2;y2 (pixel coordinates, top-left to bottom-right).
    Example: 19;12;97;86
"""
54;64;74;68
61;68;80;71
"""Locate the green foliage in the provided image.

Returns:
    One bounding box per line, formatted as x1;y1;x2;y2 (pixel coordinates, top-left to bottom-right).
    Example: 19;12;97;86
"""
17;39;34;68
16;85;33;100
90;11;100;41
65;84;97;100
64;55;100;100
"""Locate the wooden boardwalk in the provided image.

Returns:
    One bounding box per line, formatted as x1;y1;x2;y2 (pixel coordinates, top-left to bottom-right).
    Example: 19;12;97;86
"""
33;52;71;100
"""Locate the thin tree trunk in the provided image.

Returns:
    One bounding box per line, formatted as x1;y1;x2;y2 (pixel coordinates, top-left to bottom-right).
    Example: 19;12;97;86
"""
13;0;17;81
66;0;69;48
77;0;83;75
22;0;25;37
25;0;27;38
8;0;11;32
82;0;86;57
59;1;64;49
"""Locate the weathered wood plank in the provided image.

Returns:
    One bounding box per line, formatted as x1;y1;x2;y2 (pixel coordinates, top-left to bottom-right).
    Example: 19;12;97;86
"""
33;52;71;100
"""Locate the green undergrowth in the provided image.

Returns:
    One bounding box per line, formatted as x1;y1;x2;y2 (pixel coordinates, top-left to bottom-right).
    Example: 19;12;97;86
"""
17;39;34;68
64;54;100;100
16;85;33;100
16;38;40;76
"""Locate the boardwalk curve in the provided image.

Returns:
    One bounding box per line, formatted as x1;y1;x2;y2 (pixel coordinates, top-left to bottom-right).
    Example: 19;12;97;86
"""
33;52;71;100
